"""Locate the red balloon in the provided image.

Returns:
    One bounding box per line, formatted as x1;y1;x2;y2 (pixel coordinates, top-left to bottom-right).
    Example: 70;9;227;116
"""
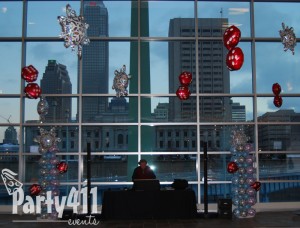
226;47;244;71
21;65;39;83
223;25;241;50
57;162;68;174
273;95;283;108
176;86;191;100
179;71;192;86
24;83;41;99
227;161;239;173
251;181;261;191
272;83;281;95
29;184;41;196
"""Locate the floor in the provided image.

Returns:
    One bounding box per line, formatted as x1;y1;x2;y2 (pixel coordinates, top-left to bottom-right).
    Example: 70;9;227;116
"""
0;211;300;228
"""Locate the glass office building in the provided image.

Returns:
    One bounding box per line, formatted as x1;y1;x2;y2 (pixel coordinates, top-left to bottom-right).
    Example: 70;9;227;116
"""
0;0;300;211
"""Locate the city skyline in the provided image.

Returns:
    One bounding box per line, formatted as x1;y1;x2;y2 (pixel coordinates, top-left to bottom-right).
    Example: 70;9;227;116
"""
0;1;300;144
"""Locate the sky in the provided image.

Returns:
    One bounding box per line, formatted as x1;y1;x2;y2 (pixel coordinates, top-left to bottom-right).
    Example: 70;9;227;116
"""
0;1;300;141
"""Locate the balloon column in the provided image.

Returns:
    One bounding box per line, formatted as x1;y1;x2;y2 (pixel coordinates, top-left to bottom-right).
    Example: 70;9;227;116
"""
223;25;244;71
29;97;69;220
228;128;260;218
272;83;283;108
176;71;192;100
22;65;42;99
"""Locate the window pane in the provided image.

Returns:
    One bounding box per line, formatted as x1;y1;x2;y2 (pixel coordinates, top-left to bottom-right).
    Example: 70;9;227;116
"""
27;1;80;37
24;97;78;123
257;98;300;121
82;126;137;152
141;154;197;182
0;98;20;123
256;43;300;94
145;1;194;37
258;124;300;152
201;183;232;203
0;126;19;147
255;3;300;38
143;41;195;94
26;42;78;94
25;155;78;183
0;1;22;37
82;155;138;182
82;97;136;123
260;182;300;202
142;125;197;153
104;1;132;37
198;1;250;37
0;42;21;94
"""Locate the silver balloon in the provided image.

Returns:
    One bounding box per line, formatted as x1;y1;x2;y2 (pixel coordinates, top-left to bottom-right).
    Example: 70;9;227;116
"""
112;65;131;97
247;208;256;217
57;4;90;59
37;96;49;123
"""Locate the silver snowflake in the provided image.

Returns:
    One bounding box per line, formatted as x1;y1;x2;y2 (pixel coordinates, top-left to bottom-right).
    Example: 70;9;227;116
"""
112;65;131;97
34;127;61;153
58;4;90;59
279;22;296;55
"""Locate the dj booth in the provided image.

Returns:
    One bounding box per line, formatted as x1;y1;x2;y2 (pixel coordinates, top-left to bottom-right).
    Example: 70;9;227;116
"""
101;189;197;219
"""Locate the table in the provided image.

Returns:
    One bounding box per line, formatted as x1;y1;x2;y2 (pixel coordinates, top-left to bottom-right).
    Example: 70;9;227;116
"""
101;189;197;219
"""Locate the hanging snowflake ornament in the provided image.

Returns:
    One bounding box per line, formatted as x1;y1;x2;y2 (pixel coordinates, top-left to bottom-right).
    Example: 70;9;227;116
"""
57;4;90;59
34;127;61;153
279;22;296;55
112;65;131;97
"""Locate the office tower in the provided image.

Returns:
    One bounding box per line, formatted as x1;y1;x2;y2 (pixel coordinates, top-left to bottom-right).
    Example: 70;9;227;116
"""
41;60;72;122
81;1;108;121
3;126;18;145
169;18;232;150
232;102;246;122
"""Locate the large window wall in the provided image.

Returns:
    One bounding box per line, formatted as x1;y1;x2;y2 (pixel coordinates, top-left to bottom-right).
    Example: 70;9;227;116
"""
0;0;300;210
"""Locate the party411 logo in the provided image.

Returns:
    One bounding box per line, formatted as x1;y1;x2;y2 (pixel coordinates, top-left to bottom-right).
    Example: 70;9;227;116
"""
1;168;99;220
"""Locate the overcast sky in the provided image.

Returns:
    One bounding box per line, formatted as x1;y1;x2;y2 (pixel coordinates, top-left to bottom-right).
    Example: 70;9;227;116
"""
0;1;300;141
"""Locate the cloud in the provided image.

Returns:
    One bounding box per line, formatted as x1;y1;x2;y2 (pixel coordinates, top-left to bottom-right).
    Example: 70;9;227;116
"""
28;22;36;25
1;7;7;13
229;8;249;15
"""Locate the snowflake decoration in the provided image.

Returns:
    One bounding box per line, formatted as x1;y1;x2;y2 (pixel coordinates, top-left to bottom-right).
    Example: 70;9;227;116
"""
34;127;61;153
57;4;90;59
279;22;296;55
112;65;131;97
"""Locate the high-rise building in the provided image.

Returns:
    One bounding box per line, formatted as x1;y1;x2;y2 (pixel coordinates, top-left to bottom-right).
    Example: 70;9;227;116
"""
41;60;72;122
81;1;109;121
3;126;18;145
168;18;232;150
232;102;246;122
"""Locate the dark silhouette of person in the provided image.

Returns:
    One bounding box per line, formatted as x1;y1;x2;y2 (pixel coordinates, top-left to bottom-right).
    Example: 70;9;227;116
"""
132;159;156;181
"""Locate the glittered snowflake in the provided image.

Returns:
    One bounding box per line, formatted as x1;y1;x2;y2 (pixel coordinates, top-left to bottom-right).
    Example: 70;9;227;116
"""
112;65;131;97
34;127;61;153
279;22;296;55
57;4;90;59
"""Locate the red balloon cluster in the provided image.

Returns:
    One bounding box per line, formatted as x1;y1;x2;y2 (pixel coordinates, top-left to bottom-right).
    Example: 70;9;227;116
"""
272;83;283;108
29;184;41;196
176;71;192;100
223;25;244;71
57;162;68;174
250;181;261;191
227;161;239;173
22;65;41;99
